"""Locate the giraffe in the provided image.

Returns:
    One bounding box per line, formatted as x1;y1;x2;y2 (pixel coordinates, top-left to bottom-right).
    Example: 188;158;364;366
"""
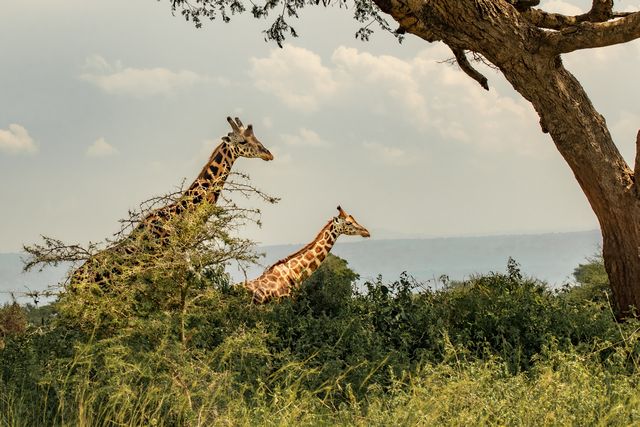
70;116;273;287
131;116;273;242
244;206;370;303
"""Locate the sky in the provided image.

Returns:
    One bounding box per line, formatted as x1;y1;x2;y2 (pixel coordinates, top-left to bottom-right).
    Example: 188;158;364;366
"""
1;0;639;252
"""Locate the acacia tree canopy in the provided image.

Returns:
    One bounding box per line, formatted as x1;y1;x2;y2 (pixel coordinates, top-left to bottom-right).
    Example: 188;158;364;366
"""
165;0;638;84
164;0;640;319
165;0;399;46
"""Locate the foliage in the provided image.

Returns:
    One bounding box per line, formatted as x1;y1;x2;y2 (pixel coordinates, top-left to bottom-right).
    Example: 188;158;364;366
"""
3;241;639;425
165;0;401;46
574;253;608;286
0;302;27;351
21;176;274;338
0;302;27;339
567;252;611;304
23;303;58;327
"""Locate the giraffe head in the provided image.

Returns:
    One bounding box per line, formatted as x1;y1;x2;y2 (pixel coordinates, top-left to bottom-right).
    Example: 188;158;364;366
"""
224;116;273;161
333;206;371;238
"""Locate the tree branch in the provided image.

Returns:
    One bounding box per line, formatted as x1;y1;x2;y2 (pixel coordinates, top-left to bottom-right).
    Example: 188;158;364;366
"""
590;0;614;21
509;0;540;12
22;237;98;272
544;12;640;54
373;0;441;42
522;0;634;30
634;130;640;189
449;45;489;90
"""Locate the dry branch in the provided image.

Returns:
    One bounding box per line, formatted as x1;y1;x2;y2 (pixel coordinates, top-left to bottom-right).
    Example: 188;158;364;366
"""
544;12;640;53
449;45;489;91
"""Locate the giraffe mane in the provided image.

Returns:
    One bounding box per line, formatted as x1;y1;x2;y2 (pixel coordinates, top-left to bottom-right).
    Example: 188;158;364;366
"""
264;219;333;274
193;139;227;180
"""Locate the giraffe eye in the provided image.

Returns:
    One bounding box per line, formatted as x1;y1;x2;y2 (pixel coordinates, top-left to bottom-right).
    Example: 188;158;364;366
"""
239;139;248;145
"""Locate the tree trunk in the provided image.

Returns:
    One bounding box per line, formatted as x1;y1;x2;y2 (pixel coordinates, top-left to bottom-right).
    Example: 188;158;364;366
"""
601;211;640;316
373;0;640;317
503;54;640;317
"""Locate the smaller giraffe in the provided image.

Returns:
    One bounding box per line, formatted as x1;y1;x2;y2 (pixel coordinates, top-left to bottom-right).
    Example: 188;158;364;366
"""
244;206;370;303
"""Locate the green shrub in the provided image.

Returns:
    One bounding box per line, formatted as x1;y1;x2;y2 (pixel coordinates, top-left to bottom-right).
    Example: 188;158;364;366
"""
3;251;638;426
0;302;27;344
564;253;610;304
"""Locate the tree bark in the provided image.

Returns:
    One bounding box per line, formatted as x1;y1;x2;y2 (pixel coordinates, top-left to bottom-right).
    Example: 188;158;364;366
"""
373;0;640;317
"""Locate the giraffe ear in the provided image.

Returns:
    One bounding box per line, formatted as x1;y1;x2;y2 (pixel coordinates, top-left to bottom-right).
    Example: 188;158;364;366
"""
245;124;254;136
337;206;346;218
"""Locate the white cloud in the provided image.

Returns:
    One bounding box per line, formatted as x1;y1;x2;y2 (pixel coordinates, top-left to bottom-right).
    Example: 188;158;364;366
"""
249;44;553;156
336;45;544;155
280;128;328;147
271;146;293;165
363;141;414;166
620;3;640;12
611;111;640;164
80;54;204;97
262;116;273;129
612;111;640;138
86;137;118;157
249;45;338;112
540;0;583;15
0;124;37;154
332;46;430;124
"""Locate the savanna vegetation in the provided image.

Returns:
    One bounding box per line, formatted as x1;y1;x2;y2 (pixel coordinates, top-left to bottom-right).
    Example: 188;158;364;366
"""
165;0;640;318
1;182;638;426
2;219;639;426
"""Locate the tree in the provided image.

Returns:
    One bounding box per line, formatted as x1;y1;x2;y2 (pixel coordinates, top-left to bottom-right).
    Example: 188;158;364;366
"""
568;253;611;303
0;301;27;349
574;253;609;289
22;175;275;338
165;0;640;318
299;253;359;316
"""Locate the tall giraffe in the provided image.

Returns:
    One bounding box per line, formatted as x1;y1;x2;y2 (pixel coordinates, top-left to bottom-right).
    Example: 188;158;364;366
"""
71;116;272;286
244;206;370;303
133;116;273;242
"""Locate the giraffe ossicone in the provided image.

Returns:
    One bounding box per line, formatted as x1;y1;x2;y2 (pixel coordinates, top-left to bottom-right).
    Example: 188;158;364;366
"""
244;205;370;304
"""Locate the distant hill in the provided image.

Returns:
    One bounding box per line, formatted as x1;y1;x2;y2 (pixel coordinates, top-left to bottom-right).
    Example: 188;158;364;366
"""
230;230;602;286
0;253;69;305
1;230;602;304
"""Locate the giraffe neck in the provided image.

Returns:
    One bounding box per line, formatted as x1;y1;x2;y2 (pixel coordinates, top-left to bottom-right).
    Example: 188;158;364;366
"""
274;220;339;285
132;140;238;241
182;140;238;208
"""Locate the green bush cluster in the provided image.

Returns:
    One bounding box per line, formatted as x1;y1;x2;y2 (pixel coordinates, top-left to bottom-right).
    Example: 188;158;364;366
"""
2;253;640;426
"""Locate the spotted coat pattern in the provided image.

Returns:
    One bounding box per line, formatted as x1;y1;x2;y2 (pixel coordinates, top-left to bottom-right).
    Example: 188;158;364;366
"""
134;117;273;241
244;206;370;304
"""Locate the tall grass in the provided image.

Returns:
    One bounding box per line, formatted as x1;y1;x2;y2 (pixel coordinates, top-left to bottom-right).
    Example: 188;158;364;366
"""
2;255;640;426
3;342;640;426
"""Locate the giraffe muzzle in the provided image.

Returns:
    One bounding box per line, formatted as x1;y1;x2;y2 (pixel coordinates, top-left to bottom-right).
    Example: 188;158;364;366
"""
260;150;274;161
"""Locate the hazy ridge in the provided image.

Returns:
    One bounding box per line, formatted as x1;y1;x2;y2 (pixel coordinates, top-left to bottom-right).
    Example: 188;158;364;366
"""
1;230;601;304
232;230;601;285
